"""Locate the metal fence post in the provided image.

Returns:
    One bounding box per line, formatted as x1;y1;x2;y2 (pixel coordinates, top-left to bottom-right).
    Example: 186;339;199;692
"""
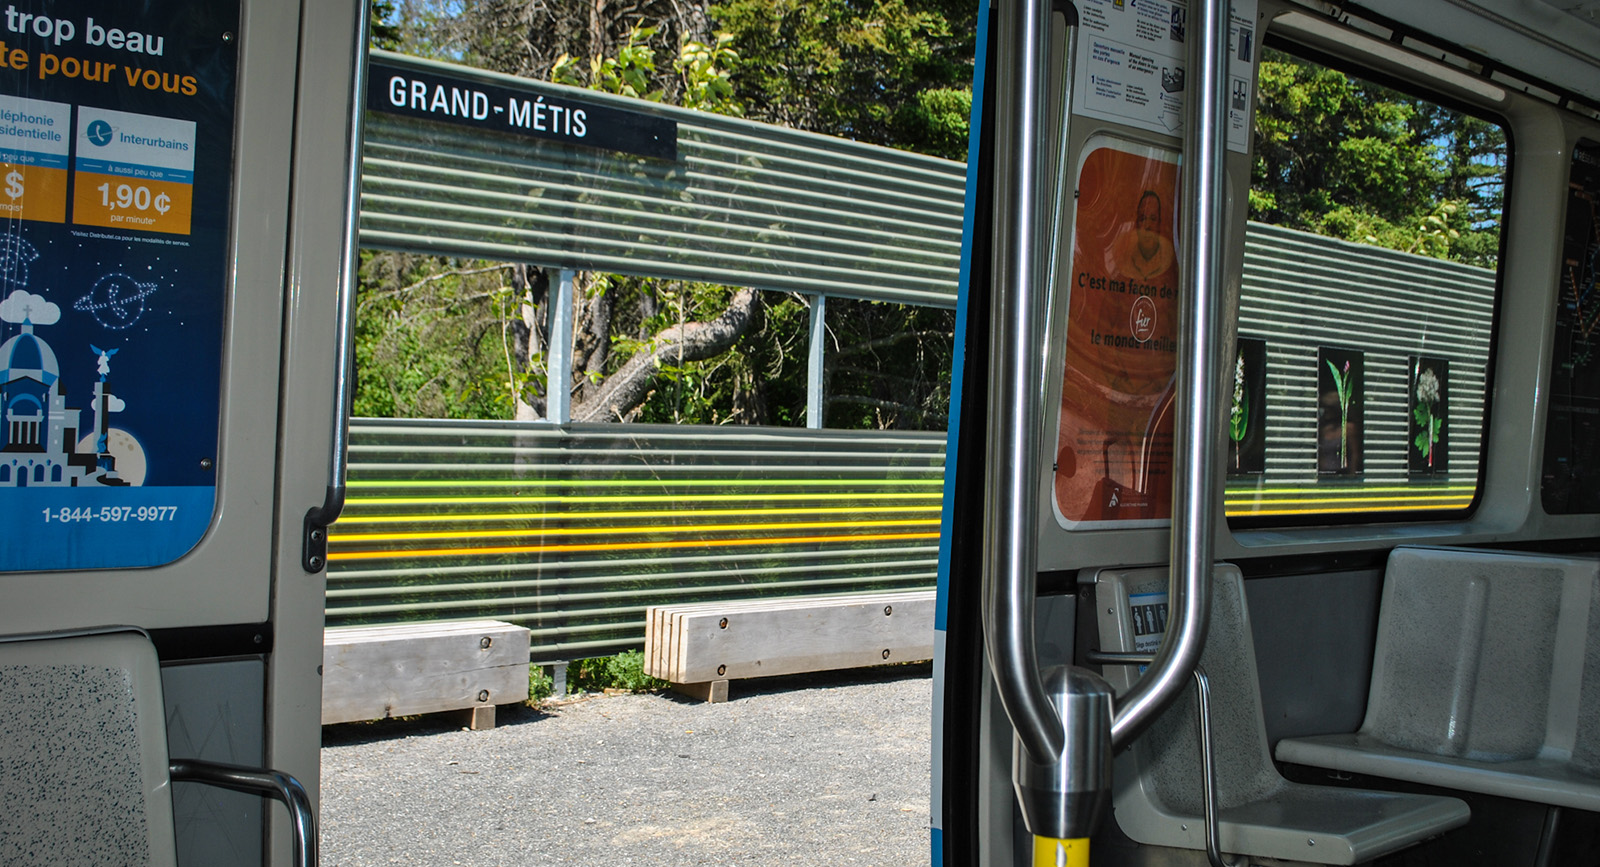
547;269;575;424
808;293;826;429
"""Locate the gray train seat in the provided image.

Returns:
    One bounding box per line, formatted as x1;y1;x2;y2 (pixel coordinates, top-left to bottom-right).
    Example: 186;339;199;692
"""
0;628;315;867
1276;546;1600;810
1094;564;1469;865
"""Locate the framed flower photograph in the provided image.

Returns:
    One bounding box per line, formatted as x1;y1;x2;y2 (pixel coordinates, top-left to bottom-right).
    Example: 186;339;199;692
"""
1317;347;1364;476
1228;337;1267;475
1409;356;1449;475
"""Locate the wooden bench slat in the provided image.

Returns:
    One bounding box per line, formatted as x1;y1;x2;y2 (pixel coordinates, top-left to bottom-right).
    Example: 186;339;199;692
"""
644;591;934;690
323;621;530;725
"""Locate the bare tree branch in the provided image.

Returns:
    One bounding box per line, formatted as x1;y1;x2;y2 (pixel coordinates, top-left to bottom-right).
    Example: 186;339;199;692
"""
825;394;948;427
572;288;761;422
830;329;951;357
368;263;514;299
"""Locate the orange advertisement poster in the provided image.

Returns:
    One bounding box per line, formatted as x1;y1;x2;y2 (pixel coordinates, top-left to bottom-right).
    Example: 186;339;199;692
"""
1053;141;1181;527
71;172;194;235
0;162;67;224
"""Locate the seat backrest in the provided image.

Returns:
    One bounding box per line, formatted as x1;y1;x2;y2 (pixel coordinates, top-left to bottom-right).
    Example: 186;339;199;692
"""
1095;564;1280;814
1565;569;1600;776
0;629;177;866
1366;547;1585;762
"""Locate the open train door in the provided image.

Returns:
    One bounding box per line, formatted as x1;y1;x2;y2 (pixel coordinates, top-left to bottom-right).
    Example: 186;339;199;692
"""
932;0;1254;862
0;1;364;864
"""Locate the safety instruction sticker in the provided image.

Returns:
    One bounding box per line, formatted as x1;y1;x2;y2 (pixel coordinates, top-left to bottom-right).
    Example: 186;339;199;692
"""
1128;591;1168;658
0;95;70;223
0;0;238;572
1072;0;1259;152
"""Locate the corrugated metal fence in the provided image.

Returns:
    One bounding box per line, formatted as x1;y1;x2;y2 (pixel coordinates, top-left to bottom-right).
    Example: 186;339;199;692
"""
360;50;965;308
328;224;1500;656
327;421;945;659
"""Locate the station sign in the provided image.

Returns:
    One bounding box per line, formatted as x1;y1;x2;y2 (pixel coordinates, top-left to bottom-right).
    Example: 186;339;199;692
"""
367;62;678;161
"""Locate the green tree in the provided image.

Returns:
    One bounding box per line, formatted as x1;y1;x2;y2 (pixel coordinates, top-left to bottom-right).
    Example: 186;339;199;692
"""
352;252;519;420
711;0;976;158
379;0;716;104
370;0;404;51
1251;47;1505;267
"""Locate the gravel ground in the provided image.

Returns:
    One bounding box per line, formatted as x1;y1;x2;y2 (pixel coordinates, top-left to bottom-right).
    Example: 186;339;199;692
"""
320;664;933;866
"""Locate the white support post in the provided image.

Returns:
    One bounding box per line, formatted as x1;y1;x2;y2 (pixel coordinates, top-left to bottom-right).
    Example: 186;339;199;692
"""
807;293;826;429
547;269;575;424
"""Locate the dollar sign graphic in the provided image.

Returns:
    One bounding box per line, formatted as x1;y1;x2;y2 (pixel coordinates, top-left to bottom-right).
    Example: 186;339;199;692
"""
5;170;22;199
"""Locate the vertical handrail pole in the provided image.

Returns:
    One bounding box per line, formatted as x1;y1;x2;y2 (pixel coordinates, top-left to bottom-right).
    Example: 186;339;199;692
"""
1109;0;1232;748
302;0;373;572
983;0;1064;765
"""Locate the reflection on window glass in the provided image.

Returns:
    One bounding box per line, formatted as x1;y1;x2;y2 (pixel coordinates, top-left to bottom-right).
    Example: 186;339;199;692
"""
1541;142;1600;514
1227;47;1505;523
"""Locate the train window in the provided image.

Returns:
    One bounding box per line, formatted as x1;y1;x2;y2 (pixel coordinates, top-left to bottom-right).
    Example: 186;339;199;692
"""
1226;44;1506;524
1541;141;1600;515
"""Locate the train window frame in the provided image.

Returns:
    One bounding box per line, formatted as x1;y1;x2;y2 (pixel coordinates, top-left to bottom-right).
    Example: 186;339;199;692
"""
1223;32;1511;531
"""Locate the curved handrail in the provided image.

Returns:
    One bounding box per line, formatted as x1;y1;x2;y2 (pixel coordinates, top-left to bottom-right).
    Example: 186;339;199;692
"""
1086;652;1244;867
169;759;318;867
303;0;374;572
983;0;1066;764
1108;0;1231;751
983;0;1231;766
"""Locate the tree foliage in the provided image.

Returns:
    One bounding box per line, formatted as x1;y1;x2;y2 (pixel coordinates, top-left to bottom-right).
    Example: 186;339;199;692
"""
1251;47;1506;267
352;253;517;419
710;0;976;158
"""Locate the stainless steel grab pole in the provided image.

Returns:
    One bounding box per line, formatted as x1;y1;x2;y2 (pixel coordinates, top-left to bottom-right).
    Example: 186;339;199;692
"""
983;0;1063;765
302;0;373;572
1109;0;1231;749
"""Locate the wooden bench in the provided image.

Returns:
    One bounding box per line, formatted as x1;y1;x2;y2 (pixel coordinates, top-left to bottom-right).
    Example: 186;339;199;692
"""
1276;546;1600;809
322;620;530;729
644;591;935;702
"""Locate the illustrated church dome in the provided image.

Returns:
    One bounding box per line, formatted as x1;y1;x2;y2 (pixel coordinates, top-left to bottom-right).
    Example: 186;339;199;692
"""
0;324;59;388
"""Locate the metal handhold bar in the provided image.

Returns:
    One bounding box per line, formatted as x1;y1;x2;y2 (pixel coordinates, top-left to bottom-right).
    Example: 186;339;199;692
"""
169;758;319;867
983;0;1068;766
1086;651;1242;867
1107;0;1232;751
303;0;374;572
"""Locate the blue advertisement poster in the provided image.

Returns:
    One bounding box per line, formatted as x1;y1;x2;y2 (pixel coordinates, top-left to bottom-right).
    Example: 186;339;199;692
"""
0;0;237;571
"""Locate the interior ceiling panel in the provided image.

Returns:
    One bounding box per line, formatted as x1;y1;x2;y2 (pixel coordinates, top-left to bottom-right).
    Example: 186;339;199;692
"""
1347;0;1600;106
1550;0;1600;23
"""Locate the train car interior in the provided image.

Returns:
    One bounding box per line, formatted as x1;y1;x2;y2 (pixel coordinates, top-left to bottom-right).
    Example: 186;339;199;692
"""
936;0;1600;865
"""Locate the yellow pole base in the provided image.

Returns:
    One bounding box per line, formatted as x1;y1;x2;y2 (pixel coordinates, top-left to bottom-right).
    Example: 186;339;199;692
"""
1033;836;1090;867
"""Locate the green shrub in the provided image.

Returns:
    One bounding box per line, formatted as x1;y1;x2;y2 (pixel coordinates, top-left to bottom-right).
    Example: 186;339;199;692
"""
568;650;667;694
527;664;554;705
